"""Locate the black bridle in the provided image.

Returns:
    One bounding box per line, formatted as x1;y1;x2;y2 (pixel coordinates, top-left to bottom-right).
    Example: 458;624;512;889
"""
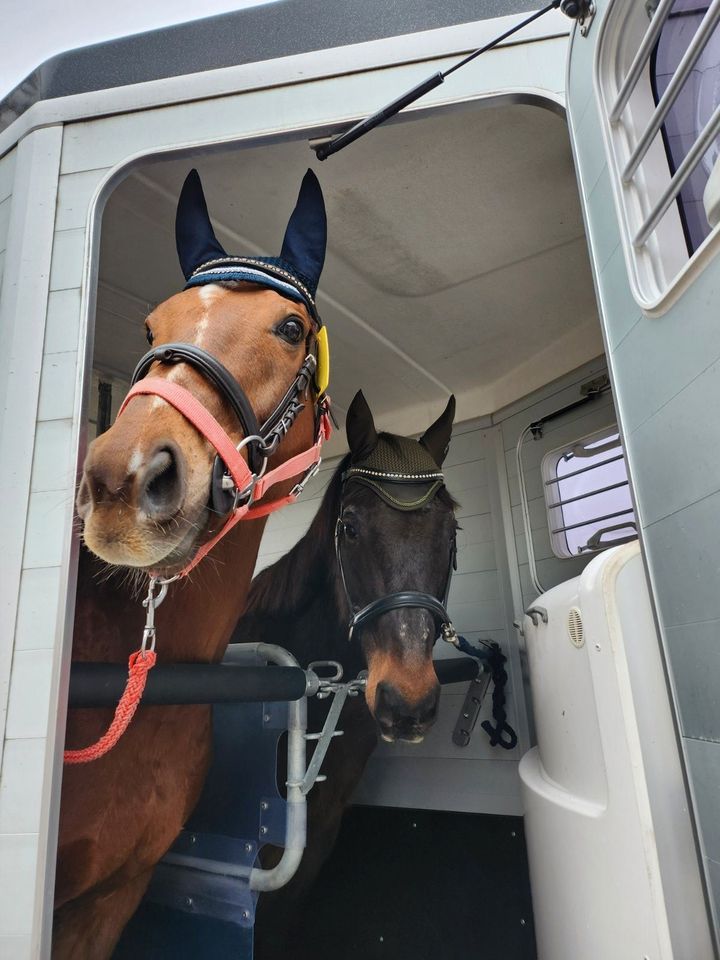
333;461;518;750
131;342;318;514
334;480;458;643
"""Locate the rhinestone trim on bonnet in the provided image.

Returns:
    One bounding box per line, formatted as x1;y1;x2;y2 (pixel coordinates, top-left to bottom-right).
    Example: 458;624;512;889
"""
343;467;444;482
190;256;317;311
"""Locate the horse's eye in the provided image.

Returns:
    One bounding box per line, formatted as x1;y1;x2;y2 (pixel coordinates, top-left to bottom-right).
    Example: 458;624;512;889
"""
276;317;305;345
343;521;358;541
145;326;154;346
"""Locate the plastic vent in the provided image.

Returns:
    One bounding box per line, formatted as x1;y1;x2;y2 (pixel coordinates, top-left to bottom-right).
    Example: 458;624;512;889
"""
568;607;584;648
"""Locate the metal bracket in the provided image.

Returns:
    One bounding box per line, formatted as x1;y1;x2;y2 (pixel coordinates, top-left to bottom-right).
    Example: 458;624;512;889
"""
297;669;367;795
581;373;610;397
560;0;595;35
452;667;492;747
579;2;596;37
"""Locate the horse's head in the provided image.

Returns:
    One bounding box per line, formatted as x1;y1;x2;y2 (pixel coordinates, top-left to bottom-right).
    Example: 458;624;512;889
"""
77;168;328;574
336;391;457;743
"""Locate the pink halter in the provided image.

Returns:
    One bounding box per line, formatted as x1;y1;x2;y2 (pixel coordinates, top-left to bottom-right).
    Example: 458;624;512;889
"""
118;376;331;578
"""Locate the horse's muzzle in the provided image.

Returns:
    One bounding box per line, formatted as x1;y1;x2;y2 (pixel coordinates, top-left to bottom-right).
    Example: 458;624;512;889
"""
77;438;186;524
373;680;440;743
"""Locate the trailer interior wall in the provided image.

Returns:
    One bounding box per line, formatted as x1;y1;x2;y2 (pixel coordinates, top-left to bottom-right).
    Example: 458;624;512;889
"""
0;22;573;955
568;0;720;941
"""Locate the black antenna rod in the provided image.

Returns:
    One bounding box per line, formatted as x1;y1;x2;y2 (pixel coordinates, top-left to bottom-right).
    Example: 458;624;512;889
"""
314;0;563;162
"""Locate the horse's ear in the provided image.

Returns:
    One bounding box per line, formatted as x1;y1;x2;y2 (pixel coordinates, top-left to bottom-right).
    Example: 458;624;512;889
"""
175;169;228;281
419;395;456;466
280;169;327;293
346;390;378;461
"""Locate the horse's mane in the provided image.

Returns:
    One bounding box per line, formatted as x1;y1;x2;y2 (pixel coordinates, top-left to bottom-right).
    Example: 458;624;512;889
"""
246;454;350;618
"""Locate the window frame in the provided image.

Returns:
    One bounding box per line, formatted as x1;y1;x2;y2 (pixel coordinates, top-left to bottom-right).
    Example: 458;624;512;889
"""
594;0;720;315
541;424;638;560
649;1;717;258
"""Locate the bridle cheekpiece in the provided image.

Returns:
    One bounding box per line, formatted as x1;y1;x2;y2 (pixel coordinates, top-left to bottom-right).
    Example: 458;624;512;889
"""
334;437;458;643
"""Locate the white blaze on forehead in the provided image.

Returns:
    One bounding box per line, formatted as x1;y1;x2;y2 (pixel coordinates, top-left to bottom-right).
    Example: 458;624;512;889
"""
150;285;225;410
195;284;225;348
198;284;223;302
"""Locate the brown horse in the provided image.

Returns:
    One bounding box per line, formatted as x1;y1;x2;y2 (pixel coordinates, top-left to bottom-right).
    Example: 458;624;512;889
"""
54;168;330;958
232;390;458;959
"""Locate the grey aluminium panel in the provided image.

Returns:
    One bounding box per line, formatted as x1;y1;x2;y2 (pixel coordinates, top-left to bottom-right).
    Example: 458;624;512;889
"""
567;0;720;948
0;0;538;136
664;620;720;743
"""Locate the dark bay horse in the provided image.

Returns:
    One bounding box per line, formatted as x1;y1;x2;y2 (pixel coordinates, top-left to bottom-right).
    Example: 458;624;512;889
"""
55;168;331;958
232;389;458;958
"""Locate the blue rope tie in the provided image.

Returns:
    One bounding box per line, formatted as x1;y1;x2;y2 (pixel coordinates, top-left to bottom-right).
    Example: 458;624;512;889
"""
454;635;518;751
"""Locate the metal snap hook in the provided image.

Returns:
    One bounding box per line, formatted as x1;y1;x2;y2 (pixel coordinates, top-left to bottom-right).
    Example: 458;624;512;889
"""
141;576;174;656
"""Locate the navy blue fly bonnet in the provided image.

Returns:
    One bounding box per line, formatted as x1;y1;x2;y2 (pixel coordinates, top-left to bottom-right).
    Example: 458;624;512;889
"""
176;168;327;326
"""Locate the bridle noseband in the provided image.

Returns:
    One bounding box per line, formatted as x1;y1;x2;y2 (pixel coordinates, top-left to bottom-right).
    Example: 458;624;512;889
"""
131;342;267;474
334;477;458;644
129;342;318;509
333;472;519;751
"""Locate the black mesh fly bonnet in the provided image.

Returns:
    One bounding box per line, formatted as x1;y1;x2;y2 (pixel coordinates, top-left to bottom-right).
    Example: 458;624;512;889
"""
342;434;444;510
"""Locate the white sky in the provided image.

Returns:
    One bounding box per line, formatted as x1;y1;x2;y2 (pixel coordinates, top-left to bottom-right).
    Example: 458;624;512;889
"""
1;0;273;99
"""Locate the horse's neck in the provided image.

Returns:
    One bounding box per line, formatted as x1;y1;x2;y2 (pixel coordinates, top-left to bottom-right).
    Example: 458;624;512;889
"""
235;588;355;672
72;402;319;665
73;517;267;664
233;542;362;677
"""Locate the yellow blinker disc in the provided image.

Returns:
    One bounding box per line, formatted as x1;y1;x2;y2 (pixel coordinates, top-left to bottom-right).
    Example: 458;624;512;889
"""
315;327;330;394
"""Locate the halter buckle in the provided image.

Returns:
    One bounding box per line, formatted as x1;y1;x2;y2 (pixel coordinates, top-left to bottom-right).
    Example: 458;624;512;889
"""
225;434;269;508
441;622;460;647
233;473;259;510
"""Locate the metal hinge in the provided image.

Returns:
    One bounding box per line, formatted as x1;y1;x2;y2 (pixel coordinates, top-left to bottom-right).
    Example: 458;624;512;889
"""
561;0;596;36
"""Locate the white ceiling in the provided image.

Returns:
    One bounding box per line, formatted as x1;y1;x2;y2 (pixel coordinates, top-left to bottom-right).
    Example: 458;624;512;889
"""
96;100;603;448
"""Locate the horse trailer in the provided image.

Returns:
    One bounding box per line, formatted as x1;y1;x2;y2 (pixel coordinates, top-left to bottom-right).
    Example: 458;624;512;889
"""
1;0;719;956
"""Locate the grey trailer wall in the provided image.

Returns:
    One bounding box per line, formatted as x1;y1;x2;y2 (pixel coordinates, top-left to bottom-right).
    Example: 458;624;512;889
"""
0;0;543;138
0;149;15;293
568;3;720;939
0;127;68;958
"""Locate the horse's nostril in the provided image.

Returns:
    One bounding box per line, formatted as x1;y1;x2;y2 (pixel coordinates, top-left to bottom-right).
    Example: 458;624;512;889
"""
75;477;92;519
374;681;402;723
416;686;440;726
139;445;184;520
374;680;440;736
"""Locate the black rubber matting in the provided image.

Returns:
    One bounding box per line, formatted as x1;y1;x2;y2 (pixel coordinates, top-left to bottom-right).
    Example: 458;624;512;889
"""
285;806;537;960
